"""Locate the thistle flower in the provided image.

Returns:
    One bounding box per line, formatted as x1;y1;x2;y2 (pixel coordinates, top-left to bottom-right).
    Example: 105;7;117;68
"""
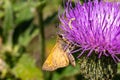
59;0;120;63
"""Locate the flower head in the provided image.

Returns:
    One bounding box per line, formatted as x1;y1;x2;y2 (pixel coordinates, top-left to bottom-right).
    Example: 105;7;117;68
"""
59;0;120;62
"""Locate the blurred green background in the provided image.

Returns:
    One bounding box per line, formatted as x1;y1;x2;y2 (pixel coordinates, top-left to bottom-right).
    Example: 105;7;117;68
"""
0;0;120;80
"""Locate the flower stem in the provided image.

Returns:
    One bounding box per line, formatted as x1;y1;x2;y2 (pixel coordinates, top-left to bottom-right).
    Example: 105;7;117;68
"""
37;1;51;80
37;0;45;65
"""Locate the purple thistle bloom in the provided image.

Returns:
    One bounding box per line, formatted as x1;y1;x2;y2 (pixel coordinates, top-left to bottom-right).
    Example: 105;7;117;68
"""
59;0;120;63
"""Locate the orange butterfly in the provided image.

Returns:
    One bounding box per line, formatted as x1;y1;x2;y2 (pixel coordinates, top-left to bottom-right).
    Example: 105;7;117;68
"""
42;36;76;71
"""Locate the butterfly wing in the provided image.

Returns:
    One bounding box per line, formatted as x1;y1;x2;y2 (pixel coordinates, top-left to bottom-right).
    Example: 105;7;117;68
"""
42;41;69;71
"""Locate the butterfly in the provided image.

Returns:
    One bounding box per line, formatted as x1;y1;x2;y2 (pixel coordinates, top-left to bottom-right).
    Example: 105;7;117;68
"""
42;35;76;71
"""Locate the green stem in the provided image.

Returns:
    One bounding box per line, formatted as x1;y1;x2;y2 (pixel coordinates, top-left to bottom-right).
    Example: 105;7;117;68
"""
37;1;50;80
37;0;45;65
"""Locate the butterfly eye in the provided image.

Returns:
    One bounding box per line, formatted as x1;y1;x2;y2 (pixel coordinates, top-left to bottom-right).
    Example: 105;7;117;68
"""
58;33;63;39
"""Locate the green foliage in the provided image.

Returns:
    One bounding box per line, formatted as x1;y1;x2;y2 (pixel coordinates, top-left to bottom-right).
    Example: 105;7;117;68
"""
3;0;14;32
12;54;43;80
52;64;80;80
13;1;45;24
0;0;45;79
